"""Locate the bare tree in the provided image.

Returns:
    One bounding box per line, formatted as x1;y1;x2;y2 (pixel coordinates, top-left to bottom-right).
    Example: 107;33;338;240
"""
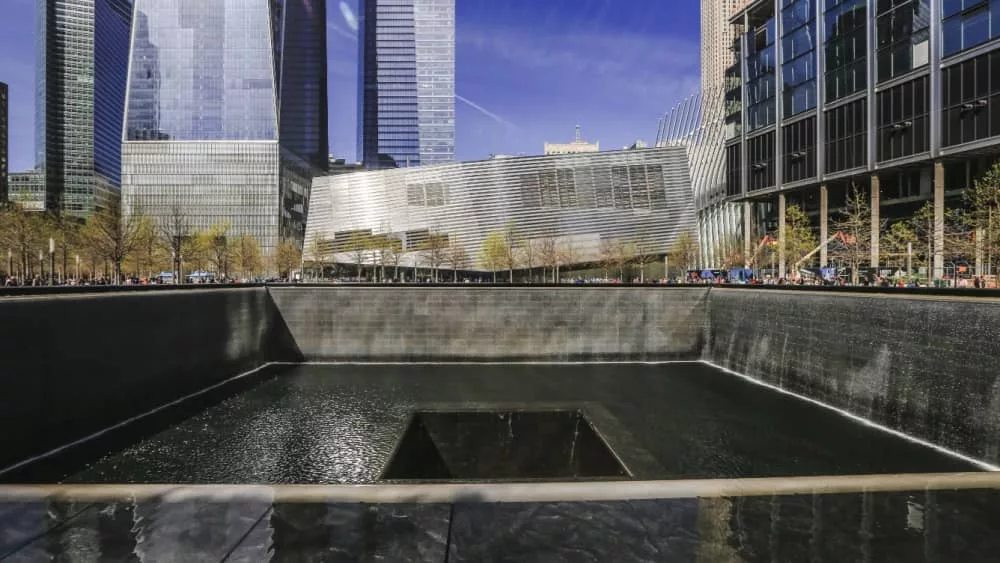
444;240;469;282
80;199;146;284
519;238;538;283
346;232;371;281
830;184;871;284
667;232;699;276
538;236;559;282
501;222;519;282
421;230;449;283
631;237;658;282
598;239;620;280
159;204;190;282
556;238;579;282
206;222;232;279
306;232;331;280
480;231;506;283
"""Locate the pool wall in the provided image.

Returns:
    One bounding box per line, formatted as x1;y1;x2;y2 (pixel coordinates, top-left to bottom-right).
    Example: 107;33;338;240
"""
4;284;1000;472
708;288;1000;465
268;286;710;361
0;287;300;471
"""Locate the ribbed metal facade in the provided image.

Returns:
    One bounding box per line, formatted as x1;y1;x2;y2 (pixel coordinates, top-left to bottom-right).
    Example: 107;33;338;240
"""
657;86;741;268
305;148;698;271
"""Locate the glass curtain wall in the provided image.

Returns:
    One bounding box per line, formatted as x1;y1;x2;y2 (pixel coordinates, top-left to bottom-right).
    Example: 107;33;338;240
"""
746;4;777;132
943;0;1000;57
824;0;867;102
781;0;817;117
876;0;930;82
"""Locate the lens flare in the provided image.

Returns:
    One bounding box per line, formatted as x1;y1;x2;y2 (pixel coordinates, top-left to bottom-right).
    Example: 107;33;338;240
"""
340;1;358;31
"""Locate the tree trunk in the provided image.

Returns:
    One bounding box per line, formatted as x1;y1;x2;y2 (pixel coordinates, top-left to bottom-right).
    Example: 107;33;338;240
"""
509;268;513;283
493;271;497;283
453;267;458;282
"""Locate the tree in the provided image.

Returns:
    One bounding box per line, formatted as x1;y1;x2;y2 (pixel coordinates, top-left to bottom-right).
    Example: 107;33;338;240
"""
632;238;659;282
306;232;331;280
187;229;213;276
346;232;371;281
830;184;871;285
444;240;468;282
206;222;233;279
883;221;918;273
80;199;146;284
667;232;699;276
45;211;81;282
274;238;302;281
910;201;972;277
0;204;44;278
519;238;539;283
966;159;1000;274
557;238;579;282
712;235;746;270
538;236;559;282
421;231;449;283
782;204;817;276
598;239;620;280
132;216;164;280
232;234;263;280
159;204;190;281
500;222;519;282
481;231;507;283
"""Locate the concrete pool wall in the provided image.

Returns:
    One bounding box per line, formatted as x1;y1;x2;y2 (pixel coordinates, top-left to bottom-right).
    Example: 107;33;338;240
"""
2;285;999;472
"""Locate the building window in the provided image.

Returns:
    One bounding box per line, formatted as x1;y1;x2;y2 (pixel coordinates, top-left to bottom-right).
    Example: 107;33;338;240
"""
746;14;777;131
876;0;930;83
942;0;999;57
942;51;1000;146
727;143;743;196
782;0;817;118
825;98;868;173
876;76;930;160
783;117;817;183
748;131;776;191
825;0;867;102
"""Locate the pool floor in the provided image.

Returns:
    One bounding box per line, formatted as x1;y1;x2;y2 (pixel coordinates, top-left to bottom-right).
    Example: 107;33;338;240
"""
61;362;975;484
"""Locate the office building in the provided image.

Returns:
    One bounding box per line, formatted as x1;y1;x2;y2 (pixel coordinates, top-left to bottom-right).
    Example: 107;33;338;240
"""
305;147;697;276
122;0;329;254
544;126;600;155
0;82;7;203
35;0;132;217
359;0;455;169
724;0;1000;280
701;0;743;97
8;170;46;211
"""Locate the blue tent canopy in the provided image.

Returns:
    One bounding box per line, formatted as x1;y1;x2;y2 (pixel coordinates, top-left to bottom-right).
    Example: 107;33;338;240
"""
157;272;174;278
700;270;715;279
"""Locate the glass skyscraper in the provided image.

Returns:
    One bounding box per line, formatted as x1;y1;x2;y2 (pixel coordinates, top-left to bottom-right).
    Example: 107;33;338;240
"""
35;0;132;217
121;0;328;253
359;0;455;169
1;82;7;203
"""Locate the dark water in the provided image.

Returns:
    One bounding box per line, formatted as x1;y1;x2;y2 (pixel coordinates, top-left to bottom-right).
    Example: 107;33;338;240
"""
61;363;975;484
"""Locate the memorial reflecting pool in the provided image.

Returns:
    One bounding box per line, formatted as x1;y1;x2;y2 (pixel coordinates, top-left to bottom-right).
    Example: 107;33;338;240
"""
59;363;975;484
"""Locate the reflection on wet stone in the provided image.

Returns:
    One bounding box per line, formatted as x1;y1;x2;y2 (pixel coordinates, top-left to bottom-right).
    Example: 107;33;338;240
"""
267;502;450;562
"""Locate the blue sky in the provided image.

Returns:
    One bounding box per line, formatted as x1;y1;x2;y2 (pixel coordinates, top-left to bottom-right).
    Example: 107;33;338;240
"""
0;0;700;171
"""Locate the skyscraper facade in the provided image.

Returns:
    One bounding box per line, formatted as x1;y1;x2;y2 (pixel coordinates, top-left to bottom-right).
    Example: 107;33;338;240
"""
701;0;742;98
359;0;455;169
35;0;132;217
121;0;329;254
0;82;7;203
724;0;1000;281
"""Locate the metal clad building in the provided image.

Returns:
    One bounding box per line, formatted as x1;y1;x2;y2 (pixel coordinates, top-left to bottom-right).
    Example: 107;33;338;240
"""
306;148;698;270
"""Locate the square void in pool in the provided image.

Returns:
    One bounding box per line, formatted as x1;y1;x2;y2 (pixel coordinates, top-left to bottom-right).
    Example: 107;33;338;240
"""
380;410;629;481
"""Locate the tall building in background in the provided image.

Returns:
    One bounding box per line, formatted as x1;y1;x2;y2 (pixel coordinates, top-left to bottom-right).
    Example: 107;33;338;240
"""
122;0;329;254
544;126;600;155
359;0;455;169
35;0;132;217
701;0;742;97
0;82;7;203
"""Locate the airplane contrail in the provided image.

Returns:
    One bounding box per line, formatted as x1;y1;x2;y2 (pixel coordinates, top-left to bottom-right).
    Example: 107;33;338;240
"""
457;95;517;130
